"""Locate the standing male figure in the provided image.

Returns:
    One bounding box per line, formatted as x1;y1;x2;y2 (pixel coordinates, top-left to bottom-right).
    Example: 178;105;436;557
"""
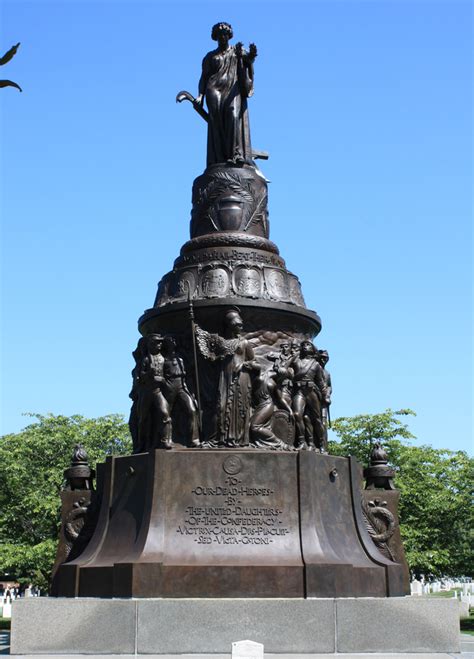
266;340;294;407
135;334;172;451
162;336;200;447
318;350;332;452
288;340;329;452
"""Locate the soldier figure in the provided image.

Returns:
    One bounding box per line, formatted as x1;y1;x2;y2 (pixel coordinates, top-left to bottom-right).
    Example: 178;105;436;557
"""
290;340;300;358
267;340;292;369
266;340;293;407
162;336;200;447
129;337;147;453
318;350;332;453
135;334;173;451
288;340;329;452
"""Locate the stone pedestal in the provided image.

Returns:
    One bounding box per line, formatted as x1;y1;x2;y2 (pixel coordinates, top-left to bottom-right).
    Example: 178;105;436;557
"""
52;450;408;599
10;597;461;654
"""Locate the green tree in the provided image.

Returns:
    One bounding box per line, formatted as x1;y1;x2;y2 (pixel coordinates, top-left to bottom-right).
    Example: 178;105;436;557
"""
0;413;131;590
396;444;473;578
329;408;416;463
330;409;474;578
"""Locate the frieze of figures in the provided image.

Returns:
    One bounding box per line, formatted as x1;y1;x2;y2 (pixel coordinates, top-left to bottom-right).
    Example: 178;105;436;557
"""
129;309;331;453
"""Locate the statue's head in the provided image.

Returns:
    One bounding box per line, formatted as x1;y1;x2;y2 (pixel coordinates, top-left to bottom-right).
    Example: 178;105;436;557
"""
224;306;243;335
211;22;233;42
318;350;329;366
280;341;290;354
300;340;316;357
147;334;163;355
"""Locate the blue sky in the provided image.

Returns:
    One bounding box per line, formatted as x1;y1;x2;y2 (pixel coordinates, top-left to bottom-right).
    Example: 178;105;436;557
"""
1;0;472;454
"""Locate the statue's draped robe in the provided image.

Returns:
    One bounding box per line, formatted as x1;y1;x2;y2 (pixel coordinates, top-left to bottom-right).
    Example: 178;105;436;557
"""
250;375;283;449
196;327;253;446
199;45;252;165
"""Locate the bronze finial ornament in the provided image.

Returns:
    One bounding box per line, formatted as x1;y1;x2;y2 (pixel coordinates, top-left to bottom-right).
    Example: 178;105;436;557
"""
64;444;95;491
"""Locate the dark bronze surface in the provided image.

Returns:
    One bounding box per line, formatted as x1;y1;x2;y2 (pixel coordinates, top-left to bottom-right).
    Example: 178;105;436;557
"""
364;441;397;490
53;451;409;598
50;446;97;594
197;23;257;168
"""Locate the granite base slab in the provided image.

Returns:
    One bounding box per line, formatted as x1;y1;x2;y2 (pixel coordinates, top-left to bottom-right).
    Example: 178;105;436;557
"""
10;597;460;655
335;598;461;653
10;598;136;654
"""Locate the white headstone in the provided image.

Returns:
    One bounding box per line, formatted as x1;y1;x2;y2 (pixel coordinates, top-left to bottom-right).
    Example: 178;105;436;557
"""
232;640;264;659
459;601;470;619
2;602;12;619
411;579;422;596
24;588;32;597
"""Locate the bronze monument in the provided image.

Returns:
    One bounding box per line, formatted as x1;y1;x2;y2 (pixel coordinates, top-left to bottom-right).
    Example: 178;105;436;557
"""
51;23;410;599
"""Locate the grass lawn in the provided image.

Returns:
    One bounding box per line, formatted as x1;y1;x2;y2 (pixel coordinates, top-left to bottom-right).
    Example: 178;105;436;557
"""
428;589;459;598
0;617;10;630
460;610;474;636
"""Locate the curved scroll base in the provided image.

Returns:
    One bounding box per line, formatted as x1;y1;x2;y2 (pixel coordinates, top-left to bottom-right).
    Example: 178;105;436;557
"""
52;451;409;599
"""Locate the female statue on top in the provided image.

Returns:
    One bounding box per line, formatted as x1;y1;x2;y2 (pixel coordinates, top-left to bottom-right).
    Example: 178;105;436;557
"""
196;22;257;166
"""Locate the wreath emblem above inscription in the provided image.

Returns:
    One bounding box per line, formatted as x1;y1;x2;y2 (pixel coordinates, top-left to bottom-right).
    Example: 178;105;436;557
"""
223;455;243;475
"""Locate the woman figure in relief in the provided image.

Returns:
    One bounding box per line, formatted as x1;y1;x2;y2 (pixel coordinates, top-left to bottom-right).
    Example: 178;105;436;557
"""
195;307;259;446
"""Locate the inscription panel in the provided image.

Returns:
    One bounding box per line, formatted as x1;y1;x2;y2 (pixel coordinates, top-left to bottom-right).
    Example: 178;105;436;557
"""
177;248;285;269
163;451;302;565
